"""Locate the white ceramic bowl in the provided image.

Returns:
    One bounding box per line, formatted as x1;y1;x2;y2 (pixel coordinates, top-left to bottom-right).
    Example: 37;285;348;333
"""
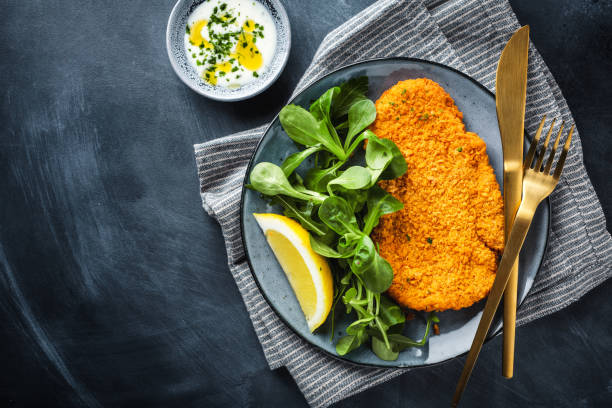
166;0;291;101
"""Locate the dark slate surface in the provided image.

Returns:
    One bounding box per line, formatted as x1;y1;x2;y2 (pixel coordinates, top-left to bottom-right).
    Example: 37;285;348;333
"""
0;0;610;407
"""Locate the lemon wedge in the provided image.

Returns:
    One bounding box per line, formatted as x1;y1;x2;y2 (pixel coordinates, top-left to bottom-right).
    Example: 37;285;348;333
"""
253;213;333;332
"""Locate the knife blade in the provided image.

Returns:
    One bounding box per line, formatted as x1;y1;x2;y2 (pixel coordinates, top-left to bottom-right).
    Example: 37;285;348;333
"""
496;25;530;379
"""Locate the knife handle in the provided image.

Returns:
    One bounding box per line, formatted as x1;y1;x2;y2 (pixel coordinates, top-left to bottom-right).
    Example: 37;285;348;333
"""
503;261;518;378
452;203;534;407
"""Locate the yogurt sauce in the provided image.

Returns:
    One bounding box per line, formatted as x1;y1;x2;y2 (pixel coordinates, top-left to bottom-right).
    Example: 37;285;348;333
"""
184;0;277;88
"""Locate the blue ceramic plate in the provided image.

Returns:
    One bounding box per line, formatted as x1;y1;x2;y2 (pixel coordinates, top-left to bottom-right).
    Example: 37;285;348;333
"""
240;58;550;368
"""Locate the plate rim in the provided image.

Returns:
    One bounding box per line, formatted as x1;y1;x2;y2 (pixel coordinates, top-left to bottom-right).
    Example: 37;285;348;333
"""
239;56;551;368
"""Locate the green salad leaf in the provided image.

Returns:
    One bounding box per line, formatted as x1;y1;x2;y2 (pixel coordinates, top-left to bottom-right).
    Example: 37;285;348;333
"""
346;99;377;149
379;138;407;180
250;162;327;203
331;76;369;120
280;145;322;176
350;235;393;294
310;87;342;148
318;196;359;235
279;105;346;160
327;166;371;194
362;185;404;235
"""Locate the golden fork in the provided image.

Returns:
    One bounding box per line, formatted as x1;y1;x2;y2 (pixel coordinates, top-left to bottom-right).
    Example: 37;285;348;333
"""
452;116;574;407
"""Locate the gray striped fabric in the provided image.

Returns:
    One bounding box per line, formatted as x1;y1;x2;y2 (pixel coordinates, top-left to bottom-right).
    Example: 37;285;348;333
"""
194;0;612;406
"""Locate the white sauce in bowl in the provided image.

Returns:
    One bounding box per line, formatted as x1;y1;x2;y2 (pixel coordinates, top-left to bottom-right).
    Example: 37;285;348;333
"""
184;0;277;88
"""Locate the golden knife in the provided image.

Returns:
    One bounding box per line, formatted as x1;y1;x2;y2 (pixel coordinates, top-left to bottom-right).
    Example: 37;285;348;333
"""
496;25;530;379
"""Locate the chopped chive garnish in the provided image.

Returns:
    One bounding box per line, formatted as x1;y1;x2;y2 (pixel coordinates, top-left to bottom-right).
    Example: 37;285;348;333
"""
187;9;267;87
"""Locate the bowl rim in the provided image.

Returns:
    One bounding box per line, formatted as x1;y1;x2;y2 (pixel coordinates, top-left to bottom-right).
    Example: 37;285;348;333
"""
238;56;552;368
166;0;291;102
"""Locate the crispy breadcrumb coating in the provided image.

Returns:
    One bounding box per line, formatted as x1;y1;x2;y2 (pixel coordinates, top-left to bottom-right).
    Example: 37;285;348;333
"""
370;78;504;311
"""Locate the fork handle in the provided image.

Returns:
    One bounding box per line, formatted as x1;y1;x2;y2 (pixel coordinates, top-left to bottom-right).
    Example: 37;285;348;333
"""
452;201;536;407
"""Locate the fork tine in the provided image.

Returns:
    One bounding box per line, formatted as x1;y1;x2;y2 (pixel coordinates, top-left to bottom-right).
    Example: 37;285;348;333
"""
553;124;574;180
534;118;556;171
524;116;547;171
544;121;565;174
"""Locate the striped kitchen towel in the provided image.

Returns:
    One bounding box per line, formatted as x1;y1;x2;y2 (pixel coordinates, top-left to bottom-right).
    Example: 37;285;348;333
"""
194;0;612;406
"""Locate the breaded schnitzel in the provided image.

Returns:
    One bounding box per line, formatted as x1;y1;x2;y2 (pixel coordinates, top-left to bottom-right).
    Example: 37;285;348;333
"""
370;78;504;311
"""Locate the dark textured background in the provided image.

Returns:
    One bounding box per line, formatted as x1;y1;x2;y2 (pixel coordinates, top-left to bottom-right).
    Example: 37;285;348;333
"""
1;0;610;407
